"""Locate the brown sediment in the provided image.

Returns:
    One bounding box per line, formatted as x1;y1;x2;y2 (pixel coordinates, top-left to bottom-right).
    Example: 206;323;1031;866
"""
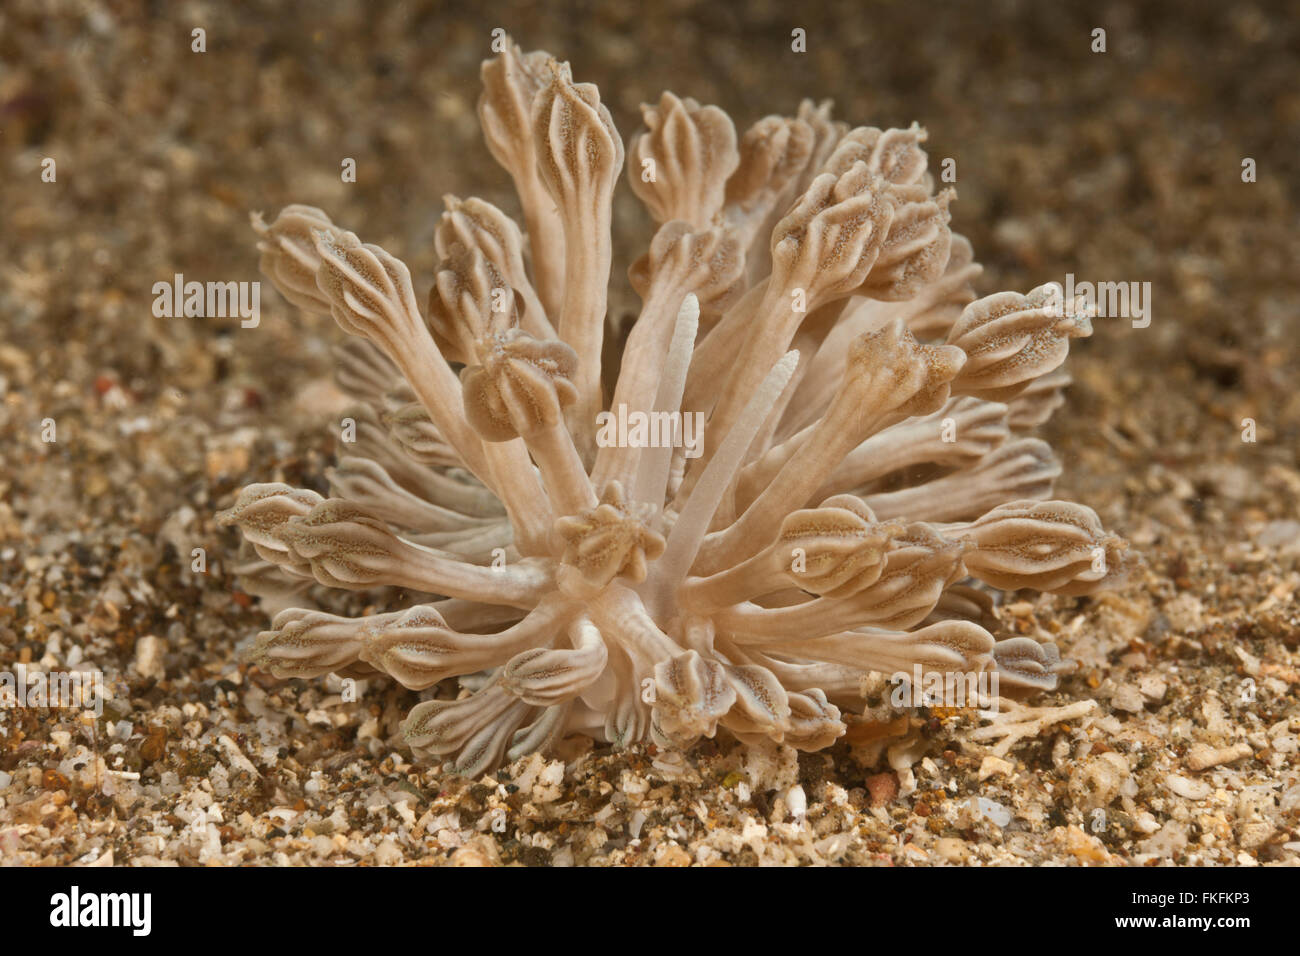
0;0;1296;866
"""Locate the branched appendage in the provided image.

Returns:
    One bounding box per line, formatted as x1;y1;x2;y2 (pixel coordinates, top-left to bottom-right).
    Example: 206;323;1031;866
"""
970;698;1099;759
225;37;1133;774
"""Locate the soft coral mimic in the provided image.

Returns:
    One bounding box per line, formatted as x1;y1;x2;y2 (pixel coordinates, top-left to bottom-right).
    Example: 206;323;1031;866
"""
219;41;1132;775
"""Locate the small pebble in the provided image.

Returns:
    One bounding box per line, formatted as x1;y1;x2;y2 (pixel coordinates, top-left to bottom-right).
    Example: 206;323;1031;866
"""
935;837;972;863
1186;742;1252;771
1165;774;1212;800
978;755;1014;781
134;635;168;680
864;772;898;808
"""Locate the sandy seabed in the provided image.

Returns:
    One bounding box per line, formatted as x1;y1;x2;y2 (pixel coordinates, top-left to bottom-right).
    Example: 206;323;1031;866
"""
1;0;1298;865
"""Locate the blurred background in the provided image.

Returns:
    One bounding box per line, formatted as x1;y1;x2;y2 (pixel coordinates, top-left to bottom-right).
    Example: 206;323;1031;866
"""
3;0;1297;528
